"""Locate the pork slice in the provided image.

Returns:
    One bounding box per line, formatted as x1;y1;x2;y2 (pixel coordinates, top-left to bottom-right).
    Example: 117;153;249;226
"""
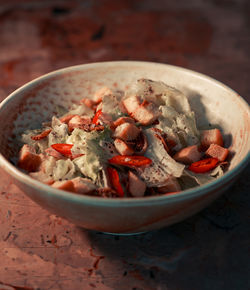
114;138;134;155
59;114;77;124
112;116;135;128
205;144;229;161
173;145;202;165
68;115;92;132
45;147;65;160
51;180;75;192
113;122;140;141
157;176;181;194
18;144;42;172
122;95;141;114
128;171;146;197
96;187;118;198
29;171;54;185
201;129;224;149
132;101;160;125
80;98;96;109
93;86;113;103
71;177;97;195
98;112;113;125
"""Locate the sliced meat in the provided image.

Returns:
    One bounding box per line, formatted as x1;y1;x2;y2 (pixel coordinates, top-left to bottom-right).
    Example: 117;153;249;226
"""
96;187;118;198
173;145;202;165
98;112;113;125
122;95;141;114
68;115;92;132
45;147;65;160
114;138;134;155
157;175;181;194
112;116;135;128
128;171;146;197
205;144;229;162
51;180;75;192
113;122;140;141
18;144;42;172
80;98;96;109
93;86;113;103
131;101;160;125
201;129;224;149
39;155;56;178
59;114;77;124
71;177;96;195
29;171;54;185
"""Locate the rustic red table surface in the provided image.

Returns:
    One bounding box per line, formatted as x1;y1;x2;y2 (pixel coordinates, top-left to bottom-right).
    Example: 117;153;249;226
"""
0;1;249;289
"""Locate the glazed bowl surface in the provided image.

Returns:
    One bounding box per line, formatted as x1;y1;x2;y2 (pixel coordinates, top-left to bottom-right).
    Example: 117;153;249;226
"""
0;61;249;234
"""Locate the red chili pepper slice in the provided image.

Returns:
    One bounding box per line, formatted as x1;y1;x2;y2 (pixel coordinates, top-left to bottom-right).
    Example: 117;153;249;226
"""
108;155;152;167
31;129;52;140
92;109;102;125
51;144;73;158
188;158;219;173
107;167;124;197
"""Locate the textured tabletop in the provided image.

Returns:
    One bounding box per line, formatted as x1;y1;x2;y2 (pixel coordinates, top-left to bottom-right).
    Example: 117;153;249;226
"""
0;1;249;289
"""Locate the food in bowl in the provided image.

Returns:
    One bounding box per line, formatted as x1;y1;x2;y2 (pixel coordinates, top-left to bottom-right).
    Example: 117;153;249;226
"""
0;61;249;234
18;79;230;198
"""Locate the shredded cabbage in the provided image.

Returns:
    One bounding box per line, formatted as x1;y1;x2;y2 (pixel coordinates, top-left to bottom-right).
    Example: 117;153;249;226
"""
52;159;76;181
130;79;200;150
101;94;125;120
68;128;113;181
180;164;225;189
64;103;93;117
136;128;185;186
21;129;48;153
43;156;56;176
128;78;191;113
48;117;68;146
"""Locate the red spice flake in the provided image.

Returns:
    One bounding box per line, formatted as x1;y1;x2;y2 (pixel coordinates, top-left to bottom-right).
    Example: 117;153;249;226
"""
188;158;219;173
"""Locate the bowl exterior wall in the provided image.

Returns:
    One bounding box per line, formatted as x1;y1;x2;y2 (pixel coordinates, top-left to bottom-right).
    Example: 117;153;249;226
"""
11;169;237;233
0;61;249;233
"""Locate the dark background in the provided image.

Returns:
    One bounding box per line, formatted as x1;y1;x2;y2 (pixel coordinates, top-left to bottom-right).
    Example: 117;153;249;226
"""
0;0;250;104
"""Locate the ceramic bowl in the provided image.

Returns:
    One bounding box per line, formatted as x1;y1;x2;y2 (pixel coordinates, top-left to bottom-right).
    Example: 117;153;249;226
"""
0;61;249;234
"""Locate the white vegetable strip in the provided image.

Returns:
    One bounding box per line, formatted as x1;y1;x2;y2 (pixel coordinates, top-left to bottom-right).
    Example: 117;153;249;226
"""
53;159;76;181
48;116;69;146
136;128;185;187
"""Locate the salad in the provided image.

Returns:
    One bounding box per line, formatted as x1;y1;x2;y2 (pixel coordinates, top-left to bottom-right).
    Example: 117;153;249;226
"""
17;79;229;197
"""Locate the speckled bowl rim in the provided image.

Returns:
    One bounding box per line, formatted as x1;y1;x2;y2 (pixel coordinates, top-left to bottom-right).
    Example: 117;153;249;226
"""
0;61;249;207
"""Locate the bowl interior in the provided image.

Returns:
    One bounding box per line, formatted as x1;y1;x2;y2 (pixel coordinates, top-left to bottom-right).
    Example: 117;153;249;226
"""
0;61;249;177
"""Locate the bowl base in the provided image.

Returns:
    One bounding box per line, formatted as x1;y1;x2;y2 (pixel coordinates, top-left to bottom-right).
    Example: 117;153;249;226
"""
101;231;147;236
